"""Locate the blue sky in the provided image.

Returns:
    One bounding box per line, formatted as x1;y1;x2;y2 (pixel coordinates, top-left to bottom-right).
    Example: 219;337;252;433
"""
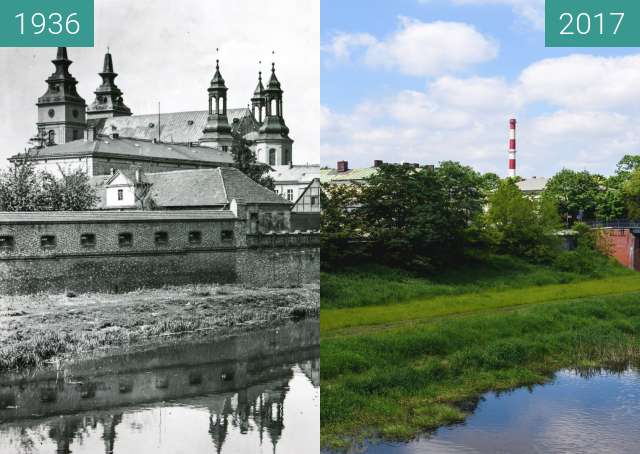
321;0;640;176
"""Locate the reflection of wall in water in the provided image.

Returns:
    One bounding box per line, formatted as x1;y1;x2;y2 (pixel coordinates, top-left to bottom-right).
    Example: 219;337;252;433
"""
6;371;311;454
0;321;318;421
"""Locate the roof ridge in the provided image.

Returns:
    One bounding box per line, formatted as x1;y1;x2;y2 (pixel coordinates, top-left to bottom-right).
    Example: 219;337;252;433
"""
114;107;251;119
145;168;220;176
218;167;229;204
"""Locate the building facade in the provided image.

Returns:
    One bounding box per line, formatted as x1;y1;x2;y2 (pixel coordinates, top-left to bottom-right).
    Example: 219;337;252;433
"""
12;47;296;176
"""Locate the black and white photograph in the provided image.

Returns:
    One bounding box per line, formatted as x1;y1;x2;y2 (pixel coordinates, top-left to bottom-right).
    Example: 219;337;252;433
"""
0;1;320;453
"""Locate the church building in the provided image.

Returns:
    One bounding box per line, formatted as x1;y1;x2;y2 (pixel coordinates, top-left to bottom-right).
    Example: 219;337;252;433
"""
10;47;295;177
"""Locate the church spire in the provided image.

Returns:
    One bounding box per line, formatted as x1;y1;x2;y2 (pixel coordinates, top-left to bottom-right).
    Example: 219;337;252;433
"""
259;61;290;136
87;49;132;120
251;67;266;124
200;54;233;151
255;55;293;166
36;47;86;145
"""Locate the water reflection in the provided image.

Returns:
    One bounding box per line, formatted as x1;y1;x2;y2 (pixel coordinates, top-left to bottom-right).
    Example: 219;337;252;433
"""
0;321;319;454
359;367;640;454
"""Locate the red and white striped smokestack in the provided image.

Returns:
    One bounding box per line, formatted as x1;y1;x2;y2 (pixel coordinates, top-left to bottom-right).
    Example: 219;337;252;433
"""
508;118;517;178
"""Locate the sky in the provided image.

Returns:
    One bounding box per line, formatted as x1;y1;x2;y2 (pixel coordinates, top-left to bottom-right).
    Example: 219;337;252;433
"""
321;0;640;177
0;0;320;167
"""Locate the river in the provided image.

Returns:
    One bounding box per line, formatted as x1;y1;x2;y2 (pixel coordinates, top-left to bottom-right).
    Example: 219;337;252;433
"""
0;320;319;454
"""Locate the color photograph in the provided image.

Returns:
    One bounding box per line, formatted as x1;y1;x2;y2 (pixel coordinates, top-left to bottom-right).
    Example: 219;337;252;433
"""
321;0;640;452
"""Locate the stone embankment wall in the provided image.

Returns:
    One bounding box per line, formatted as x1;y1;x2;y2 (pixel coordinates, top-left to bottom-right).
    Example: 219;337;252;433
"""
0;211;319;294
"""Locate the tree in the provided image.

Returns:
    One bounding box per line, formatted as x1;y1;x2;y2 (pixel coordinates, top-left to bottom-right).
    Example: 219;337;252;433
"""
615;154;640;177
230;136;275;190
541;169;603;224
320;183;368;266
486;179;561;261
0;160;42;211
622;168;640;219
0;160;97;211
356;162;486;268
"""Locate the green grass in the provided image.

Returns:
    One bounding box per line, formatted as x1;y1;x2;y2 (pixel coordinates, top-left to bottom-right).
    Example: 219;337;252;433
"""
321;255;631;310
320;259;640;451
322;274;640;333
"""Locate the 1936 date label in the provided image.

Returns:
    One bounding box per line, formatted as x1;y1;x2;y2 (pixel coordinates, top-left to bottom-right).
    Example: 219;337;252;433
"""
0;0;93;47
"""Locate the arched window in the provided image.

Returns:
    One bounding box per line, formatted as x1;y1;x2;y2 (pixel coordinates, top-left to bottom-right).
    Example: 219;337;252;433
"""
270;99;277;116
269;148;276;166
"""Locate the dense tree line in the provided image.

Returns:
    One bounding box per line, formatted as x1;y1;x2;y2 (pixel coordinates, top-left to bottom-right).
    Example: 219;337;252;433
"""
322;155;640;270
540;155;640;224
0;160;97;211
322;162;562;269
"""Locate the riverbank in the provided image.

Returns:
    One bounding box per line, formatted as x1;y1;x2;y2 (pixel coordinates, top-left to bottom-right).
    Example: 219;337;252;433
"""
320;259;640;451
0;282;319;371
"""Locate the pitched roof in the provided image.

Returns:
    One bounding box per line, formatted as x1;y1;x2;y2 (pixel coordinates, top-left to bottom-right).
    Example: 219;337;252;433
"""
0;210;236;224
13;137;234;166
142;168;289;208
101;109;256;144
269;165;320;184
516;177;548;193
320;167;379;184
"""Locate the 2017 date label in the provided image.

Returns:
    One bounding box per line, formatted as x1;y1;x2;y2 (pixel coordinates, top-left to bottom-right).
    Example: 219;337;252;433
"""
546;0;640;47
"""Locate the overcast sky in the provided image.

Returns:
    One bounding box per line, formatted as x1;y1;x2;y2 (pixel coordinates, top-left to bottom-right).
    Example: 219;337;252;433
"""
0;0;320;167
322;0;640;177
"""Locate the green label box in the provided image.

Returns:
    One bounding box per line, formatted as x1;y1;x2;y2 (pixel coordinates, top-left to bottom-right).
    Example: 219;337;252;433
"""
546;0;640;47
0;0;94;47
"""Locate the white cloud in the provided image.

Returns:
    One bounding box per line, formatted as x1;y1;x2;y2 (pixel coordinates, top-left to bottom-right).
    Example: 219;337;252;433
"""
323;53;640;176
420;0;545;30
518;54;640;110
322;17;498;76
0;0;320;166
321;32;376;63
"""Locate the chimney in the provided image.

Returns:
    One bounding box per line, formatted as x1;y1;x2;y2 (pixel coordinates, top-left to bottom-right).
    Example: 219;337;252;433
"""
508;118;517;178
373;160;383;167
337;160;348;172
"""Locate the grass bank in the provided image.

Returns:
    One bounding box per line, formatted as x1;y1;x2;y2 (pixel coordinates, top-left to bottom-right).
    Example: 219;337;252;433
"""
321;255;632;310
0;283;319;372
320;259;640;450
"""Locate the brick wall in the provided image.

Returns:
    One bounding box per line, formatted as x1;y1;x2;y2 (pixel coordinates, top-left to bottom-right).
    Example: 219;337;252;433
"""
0;211;319;294
597;228;640;270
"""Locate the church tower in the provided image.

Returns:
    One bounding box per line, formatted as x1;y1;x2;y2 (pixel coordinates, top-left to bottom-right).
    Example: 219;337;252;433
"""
87;50;132;120
36;47;86;145
255;63;293;166
251;71;266;124
200;60;234;151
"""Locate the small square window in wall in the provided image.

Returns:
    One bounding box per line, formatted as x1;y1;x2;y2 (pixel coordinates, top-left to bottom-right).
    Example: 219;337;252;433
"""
155;231;169;246
0;236;15;250
80;233;96;248
188;231;202;245
221;230;234;242
40;235;56;249
118;233;133;248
